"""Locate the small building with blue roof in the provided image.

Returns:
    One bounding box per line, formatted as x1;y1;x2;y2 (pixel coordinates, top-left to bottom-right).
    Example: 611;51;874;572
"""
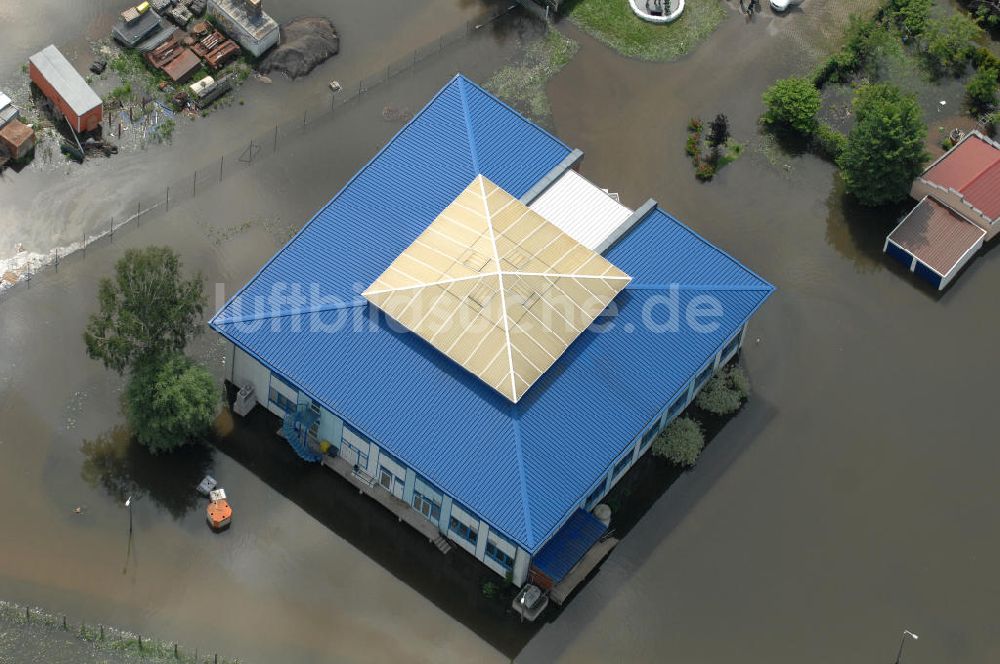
210;74;773;590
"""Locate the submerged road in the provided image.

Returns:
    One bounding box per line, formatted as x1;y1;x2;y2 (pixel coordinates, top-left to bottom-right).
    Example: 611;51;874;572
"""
1;1;998;663
522;5;999;663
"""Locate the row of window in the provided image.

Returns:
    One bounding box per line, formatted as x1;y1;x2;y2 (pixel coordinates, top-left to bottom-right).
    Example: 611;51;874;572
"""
449;516;478;545
412;490;441;521
485;541;514;570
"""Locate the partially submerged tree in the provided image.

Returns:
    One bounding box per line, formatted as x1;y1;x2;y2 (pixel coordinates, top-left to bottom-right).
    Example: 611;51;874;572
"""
652;416;705;467
708;113;730;148
838;84;928;207
762;77;821;136
967;64;999;113
925;14;983;75
84;247;205;374
125;354;219;454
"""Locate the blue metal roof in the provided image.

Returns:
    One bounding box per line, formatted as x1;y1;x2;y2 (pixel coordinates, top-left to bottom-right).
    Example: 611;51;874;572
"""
531;509;607;584
211;75;774;554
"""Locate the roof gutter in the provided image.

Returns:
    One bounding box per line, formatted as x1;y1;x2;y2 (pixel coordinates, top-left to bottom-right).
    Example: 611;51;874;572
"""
596;198;657;255
519;148;584;205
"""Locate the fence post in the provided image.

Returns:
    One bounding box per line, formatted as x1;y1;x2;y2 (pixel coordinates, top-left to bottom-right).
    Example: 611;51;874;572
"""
63;615;67;630
303;109;307;126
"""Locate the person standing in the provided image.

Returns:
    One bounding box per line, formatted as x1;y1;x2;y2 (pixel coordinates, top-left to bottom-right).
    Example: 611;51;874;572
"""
739;0;746;13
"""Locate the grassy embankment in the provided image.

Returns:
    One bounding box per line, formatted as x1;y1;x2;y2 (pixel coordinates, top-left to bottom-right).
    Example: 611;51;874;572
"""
565;0;726;61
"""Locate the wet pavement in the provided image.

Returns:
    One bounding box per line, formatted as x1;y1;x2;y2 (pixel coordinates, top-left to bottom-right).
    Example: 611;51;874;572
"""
3;1;1000;663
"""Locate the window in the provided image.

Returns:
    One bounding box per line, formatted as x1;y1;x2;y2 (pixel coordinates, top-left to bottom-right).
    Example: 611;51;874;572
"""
449;517;478;545
412;490;441;522
268;387;296;413
612;454;632;479
720;332;741;362
640;426;658;451
485;541;514;570
666;392;686;420
585;479;606;509
379;468;393;491
695;363;714;390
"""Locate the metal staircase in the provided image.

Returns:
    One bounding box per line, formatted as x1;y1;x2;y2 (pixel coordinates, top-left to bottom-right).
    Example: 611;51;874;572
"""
281;405;322;462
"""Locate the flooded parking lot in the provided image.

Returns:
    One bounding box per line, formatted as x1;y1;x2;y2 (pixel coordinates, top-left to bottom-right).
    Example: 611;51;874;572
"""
2;0;1000;662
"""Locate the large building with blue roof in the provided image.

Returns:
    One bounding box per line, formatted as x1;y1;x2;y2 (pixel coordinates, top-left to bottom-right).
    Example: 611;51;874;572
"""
210;74;773;590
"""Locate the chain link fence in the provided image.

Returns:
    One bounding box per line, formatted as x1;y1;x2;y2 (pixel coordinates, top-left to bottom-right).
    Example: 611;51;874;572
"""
0;3;527;304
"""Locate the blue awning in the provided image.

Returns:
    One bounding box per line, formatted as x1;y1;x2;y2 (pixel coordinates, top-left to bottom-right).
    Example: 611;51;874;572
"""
531;509;607;584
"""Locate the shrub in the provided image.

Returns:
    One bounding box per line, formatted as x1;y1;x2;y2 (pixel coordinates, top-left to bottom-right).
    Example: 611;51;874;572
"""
967;65;999;112
814;123;848;161
652;416;705;467
688;117;703;132
695;161;716;181
481;581;499;598
926;15;983;75
838;83;928;206
125;354;218;454
890;0;933;36
695;366;751;416
762;77;822;135
685;132;700;157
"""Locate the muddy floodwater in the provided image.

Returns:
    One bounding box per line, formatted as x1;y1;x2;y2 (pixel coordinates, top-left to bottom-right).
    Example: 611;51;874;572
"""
3;0;1000;663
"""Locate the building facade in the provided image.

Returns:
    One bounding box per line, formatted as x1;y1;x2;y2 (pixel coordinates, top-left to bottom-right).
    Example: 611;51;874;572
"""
28;45;102;134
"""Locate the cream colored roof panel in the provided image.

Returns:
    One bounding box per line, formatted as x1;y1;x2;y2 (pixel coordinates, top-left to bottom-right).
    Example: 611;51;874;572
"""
363;175;631;402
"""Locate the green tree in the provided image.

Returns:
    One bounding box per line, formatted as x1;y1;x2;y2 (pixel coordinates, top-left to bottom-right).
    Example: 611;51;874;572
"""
695;365;751;416
925;15;983;75
838;84;928;207
84;247;205;374
967;65;999;112
126;354;218;454
890;0;933;36
652;416;705;467
762;77;822;135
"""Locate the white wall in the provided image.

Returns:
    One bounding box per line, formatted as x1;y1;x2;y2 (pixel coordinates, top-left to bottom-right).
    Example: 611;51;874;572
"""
232;347;270;410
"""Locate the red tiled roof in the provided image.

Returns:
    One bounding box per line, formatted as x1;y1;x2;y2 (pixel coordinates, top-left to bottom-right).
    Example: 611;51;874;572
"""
924;134;1000;191
922;134;1000;220
960;162;1000;219
888;197;985;276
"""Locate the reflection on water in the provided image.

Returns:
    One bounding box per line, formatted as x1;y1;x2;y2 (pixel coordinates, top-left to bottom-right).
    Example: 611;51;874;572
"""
81;427;215;520
823;173;912;274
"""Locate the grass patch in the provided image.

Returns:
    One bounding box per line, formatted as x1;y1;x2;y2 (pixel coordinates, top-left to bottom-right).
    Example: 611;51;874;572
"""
566;0;726;62
485;27;579;121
